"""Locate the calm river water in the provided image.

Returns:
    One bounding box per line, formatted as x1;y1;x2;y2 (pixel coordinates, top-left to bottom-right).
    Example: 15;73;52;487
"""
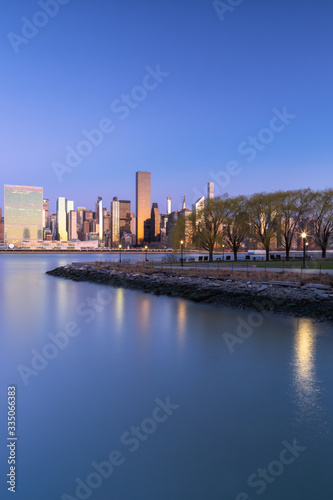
0;254;333;500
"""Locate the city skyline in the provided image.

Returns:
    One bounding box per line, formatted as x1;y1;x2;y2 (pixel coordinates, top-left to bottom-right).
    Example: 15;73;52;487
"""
1;1;332;213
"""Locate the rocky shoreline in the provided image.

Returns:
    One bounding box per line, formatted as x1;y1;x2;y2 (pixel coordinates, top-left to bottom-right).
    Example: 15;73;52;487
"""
46;265;333;322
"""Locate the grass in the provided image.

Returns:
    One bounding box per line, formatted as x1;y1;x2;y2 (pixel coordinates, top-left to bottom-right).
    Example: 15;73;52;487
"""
93;261;333;287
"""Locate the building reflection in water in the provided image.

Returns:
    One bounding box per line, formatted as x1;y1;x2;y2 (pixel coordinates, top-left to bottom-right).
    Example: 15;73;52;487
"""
137;296;151;335
176;300;187;348
292;318;326;431
115;288;124;332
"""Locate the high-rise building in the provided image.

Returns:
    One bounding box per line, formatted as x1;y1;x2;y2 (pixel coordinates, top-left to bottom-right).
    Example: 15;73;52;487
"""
77;207;86;226
4;185;43;246
208;182;214;199
111;197;120;247
130;213;137;246
43;198;49;228
56;197;74;241
83;210;93;223
167;196;172;214
49;213;57;240
96;197;103;240
151;203;161;242
0;208;4;244
119;200;131;236
67;211;78;240
136;171;151;245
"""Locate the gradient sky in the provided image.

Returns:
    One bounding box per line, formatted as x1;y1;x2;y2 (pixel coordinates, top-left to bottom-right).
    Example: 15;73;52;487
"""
1;0;332;214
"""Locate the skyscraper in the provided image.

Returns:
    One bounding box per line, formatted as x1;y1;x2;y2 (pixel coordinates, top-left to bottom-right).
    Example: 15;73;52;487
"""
56;197;74;241
43;198;49;228
4;185;43;246
136;171;151;245
119;200;131;236
167;196;172;214
96;197;103;240
208;182;214;199
0;208;4;244
151;203;161;242
67;211;78;240
111;197;120;247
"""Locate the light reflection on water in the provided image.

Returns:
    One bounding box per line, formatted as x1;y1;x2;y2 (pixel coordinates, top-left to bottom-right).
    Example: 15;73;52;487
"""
292;318;327;432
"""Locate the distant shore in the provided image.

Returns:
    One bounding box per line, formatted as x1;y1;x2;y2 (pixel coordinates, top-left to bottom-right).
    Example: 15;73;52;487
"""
46;264;333;323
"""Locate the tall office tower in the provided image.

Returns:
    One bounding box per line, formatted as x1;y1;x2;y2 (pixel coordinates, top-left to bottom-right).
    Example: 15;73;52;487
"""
77;207;86;226
4;185;43;246
167;196;172;215
56;197;67;240
56;197;74;241
43;198;49;228
130;213;137;246
119;200;131;237
83;221;90;239
67;211;78;240
136;171;151;245
208;182;214;199
0;208;4;243
111;197;120;247
49;213;57;240
96;196;103;240
83;210;93;223
151;203;161;242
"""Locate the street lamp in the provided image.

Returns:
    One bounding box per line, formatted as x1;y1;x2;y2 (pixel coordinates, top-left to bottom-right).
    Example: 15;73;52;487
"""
222;244;225;261
301;232;307;269
145;245;148;261
180;240;184;267
118;244;122;263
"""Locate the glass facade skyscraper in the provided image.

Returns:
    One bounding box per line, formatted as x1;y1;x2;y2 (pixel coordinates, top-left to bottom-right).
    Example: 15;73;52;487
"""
4;185;43;246
136;171;151;245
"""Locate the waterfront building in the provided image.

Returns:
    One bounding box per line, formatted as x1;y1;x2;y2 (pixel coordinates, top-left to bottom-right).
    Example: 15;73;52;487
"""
130;213;137;246
43;198;49;228
4;185;43;247
119;200;131;236
67;211;78;240
56;197;74;241
136;171;151;245
151;203;161;241
0;208;4;244
111;197;120;247
96;197;103;240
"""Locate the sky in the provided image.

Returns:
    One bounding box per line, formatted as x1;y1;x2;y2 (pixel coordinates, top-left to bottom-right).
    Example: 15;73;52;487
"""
1;0;332;214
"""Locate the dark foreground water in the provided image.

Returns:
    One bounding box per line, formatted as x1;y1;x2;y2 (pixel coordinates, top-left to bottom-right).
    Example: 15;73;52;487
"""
0;254;333;500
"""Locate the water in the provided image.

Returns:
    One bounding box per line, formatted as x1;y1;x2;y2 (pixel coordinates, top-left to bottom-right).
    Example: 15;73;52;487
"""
0;254;333;500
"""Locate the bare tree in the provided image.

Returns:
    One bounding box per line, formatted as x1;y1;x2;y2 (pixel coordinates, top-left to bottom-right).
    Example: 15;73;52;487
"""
191;197;226;262
247;192;280;261
224;195;249;261
311;189;333;258
276;188;312;260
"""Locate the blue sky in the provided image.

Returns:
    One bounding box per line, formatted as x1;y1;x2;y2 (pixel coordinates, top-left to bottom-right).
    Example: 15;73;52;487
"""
1;0;332;214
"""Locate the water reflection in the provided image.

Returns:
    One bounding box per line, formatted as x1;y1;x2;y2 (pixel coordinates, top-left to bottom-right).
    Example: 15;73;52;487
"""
292;318;326;431
177;300;187;348
115;288;124;331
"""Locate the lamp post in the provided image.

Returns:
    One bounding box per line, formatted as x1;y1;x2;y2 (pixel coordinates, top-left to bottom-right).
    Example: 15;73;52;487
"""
301;232;306;269
145;245;148;261
222;244;225;261
180;240;184;267
118;244;122;263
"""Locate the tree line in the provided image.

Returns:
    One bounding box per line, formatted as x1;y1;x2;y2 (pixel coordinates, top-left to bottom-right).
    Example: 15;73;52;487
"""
170;188;333;261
